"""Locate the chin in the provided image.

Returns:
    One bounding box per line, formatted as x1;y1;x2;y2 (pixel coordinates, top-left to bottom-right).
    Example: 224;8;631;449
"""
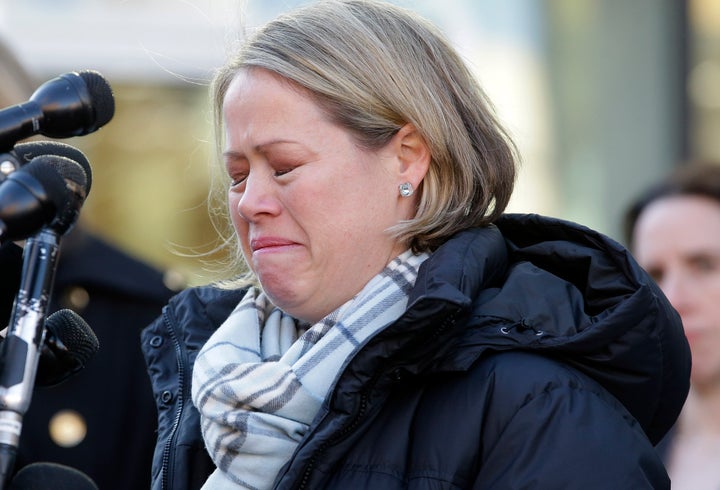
261;284;299;313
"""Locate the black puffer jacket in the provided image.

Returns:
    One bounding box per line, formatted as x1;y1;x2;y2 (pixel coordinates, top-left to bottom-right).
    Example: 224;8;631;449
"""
142;214;690;490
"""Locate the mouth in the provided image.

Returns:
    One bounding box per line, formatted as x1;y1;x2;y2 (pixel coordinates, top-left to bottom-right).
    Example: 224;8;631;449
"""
250;236;298;253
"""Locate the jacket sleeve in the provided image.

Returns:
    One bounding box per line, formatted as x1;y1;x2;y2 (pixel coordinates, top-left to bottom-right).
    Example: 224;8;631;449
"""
473;352;670;489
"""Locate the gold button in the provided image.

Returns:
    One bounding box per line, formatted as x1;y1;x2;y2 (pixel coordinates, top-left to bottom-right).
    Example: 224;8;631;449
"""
64;287;90;311
48;409;87;448
163;269;187;291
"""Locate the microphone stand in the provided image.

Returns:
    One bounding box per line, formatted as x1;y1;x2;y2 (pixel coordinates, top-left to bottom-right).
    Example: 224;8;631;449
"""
0;228;61;489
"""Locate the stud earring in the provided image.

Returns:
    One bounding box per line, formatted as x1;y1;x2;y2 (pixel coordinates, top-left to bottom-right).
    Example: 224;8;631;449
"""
399;182;414;197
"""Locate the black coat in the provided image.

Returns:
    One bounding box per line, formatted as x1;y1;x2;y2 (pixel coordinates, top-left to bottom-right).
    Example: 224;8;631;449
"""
142;214;690;489
1;229;178;490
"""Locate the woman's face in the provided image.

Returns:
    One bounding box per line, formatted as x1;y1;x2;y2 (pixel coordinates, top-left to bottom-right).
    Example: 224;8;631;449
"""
222;68;416;323
632;195;720;391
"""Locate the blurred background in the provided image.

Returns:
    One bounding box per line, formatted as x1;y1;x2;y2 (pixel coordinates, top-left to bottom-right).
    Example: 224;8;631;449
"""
0;0;716;285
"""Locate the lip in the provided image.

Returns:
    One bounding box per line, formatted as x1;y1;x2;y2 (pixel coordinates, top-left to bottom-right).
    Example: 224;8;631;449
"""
250;236;299;253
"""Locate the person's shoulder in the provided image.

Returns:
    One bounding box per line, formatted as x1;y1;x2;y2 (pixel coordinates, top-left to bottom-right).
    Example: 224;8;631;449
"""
170;283;245;306
166;284;246;328
468;350;612;406
461;350;638;444
142;285;246;354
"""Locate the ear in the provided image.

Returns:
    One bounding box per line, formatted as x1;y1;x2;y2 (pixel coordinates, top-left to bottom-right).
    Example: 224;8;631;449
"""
392;123;430;190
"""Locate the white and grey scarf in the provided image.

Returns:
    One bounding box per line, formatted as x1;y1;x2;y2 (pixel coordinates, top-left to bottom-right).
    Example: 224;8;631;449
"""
191;250;429;490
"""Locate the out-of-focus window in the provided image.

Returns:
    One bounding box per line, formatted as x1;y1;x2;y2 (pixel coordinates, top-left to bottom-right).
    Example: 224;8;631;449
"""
688;0;720;161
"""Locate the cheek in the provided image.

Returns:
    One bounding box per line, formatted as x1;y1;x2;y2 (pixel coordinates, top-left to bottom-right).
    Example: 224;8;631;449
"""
690;274;720;304
228;193;251;252
228;192;241;226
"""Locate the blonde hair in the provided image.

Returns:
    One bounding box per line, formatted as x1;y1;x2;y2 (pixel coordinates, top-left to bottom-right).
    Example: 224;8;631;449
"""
210;0;518;277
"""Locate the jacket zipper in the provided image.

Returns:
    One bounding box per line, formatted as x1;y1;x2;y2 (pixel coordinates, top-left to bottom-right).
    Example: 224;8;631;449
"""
160;309;185;490
297;377;373;490
295;310;459;489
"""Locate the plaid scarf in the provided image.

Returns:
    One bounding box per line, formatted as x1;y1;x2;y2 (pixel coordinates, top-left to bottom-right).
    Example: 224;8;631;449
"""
191;250;429;489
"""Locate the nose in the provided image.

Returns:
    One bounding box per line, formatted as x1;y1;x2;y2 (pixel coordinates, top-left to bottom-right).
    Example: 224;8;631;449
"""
235;171;281;222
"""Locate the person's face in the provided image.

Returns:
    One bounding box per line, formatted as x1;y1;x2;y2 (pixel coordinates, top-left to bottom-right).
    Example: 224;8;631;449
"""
222;68;424;323
632;195;720;390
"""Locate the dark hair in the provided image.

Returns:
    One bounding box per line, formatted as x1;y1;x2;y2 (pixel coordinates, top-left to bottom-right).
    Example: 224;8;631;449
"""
624;161;720;247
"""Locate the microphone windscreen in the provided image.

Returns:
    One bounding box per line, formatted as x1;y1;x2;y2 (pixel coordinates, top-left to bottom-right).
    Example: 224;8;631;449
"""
15;159;68;211
12;141;92;194
36;155;87;191
9;462;98;490
36;309;99;387
77;71;115;130
45;309;99;366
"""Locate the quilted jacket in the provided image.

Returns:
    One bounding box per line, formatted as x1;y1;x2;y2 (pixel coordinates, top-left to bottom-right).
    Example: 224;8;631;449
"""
142;214;690;489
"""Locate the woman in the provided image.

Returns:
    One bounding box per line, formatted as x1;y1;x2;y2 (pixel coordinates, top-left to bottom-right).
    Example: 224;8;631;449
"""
142;1;690;488
625;162;720;490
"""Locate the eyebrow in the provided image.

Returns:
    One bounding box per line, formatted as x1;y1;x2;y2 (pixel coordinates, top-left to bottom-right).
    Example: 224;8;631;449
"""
223;139;303;160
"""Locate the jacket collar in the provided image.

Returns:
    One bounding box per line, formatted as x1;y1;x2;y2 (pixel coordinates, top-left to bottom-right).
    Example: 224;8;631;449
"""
338;214;687;446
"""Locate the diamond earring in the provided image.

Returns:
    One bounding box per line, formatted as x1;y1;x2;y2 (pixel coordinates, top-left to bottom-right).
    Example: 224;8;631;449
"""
399;182;414;197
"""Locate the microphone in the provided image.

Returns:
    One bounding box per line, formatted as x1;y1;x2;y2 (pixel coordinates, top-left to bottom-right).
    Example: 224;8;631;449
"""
0;154;91;488
9;462;98;490
43;156;88;236
0;309;98;387
36;309;99;387
0;153;89;244
1;141;93;194
0;159;69;244
0;71;115;152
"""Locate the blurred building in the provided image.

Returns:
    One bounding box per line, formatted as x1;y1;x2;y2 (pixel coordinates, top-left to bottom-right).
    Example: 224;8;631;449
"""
0;0;716;281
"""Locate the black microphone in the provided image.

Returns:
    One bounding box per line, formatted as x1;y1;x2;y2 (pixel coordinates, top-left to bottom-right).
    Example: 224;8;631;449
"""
0;71;115;152
42;156;88;236
0;159;70;244
36;309;99;387
0;154;91;489
0;141;93;195
9;462;98;490
0;154;88;244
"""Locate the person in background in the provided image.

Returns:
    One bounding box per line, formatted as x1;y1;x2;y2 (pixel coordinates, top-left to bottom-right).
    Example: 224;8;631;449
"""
625;162;720;490
0;38;183;489
142;1;690;488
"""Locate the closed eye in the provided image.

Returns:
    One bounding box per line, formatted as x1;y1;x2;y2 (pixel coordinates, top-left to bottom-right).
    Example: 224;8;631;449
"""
227;171;248;188
230;177;247;187
223;150;249;188
274;168;293;177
